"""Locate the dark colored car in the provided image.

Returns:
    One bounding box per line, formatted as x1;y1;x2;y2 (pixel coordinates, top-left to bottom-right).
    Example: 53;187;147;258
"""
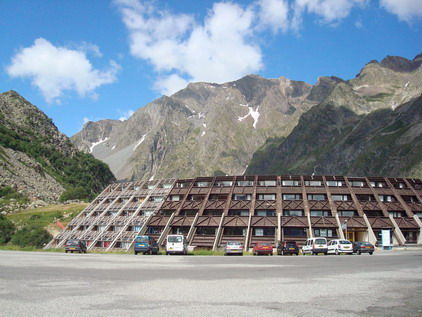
277;241;299;255
134;235;159;255
353;241;375;255
65;240;87;253
253;242;274;256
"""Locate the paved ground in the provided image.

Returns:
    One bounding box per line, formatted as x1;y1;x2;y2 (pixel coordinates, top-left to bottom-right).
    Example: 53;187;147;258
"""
0;250;421;316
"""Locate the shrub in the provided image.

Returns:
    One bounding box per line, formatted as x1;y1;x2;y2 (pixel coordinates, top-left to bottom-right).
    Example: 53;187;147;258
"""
59;187;88;202
11;225;52;248
0;215;15;244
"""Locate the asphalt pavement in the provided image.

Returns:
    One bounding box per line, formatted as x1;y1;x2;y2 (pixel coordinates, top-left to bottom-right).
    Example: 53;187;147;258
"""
0;250;421;316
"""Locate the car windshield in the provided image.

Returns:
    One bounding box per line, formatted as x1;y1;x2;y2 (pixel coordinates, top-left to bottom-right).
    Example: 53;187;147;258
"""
135;236;149;243
339;240;351;244
315;239;326;244
168;236;183;243
66;240;78;246
227;242;241;246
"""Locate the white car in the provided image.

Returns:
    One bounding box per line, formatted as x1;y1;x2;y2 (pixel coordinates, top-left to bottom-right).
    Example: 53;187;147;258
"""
327;239;353;255
302;237;328;255
224;241;243;255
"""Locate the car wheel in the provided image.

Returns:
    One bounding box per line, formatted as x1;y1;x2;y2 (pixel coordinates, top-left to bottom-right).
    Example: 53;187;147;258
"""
71;251;73;254
65;250;68;253
134;251;138;255
357;251;361;255
369;252;373;255
335;249;339;255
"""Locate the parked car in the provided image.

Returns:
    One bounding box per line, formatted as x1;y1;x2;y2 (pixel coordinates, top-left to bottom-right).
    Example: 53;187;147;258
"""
327;239;353;255
353;241;375;255
65;240;86;253
224;241;243;255
166;234;188;255
302;237;328;255
277;241;299;255
134;235;159;255
253;242;274;255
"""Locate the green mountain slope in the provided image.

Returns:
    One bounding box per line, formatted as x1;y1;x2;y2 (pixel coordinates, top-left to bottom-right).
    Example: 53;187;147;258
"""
246;94;422;177
0;91;115;202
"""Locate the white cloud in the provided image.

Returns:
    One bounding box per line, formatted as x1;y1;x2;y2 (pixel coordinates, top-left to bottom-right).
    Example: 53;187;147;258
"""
380;0;422;23
6;38;119;103
116;0;263;95
119;109;135;121
292;0;365;30
257;0;290;33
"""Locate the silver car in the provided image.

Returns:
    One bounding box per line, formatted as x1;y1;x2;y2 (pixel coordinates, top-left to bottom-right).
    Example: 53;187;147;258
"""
224;241;243;256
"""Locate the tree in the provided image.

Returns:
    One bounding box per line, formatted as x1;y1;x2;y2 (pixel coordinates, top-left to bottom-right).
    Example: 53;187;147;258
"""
0;214;15;244
11;225;52;248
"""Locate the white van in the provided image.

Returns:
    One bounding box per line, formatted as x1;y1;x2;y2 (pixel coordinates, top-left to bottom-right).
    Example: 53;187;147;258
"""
302;237;328;255
166;235;188;255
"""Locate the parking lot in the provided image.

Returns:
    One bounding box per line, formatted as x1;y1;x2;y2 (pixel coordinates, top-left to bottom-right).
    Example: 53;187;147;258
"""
0;250;421;316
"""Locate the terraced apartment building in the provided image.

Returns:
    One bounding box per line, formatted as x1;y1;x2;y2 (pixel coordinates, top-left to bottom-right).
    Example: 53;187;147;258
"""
48;175;422;251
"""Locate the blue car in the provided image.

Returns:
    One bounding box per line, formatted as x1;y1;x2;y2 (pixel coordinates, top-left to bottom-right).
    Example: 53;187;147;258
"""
134;235;159;255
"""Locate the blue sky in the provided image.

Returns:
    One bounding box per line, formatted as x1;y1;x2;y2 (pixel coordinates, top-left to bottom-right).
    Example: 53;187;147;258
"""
1;0;421;136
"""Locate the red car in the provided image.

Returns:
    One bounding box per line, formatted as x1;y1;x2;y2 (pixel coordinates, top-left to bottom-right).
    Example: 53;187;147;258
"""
253;242;274;255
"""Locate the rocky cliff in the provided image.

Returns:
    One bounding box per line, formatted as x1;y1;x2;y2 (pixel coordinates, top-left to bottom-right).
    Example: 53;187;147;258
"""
0;91;115;202
73;53;422;180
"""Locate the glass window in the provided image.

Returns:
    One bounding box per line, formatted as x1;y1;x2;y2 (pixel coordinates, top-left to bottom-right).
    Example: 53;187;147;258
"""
310;210;331;217
283;210;304;216
379;195;395;202
314;229;333;237
256;210;276;216
332;194;351;201
351;181;365;187
307;194;327;201
215;181;233;187
258;180;277;186
338;210;356;217
257;194;276;200
304;180;322;186
284;227;306;236
228;210;249;216
233;194;251;201
161;183;172;189
282;194;302;200
169;195;180;201
236;180;254;186
389;211;403;218
282;180;300;186
326;181;343;187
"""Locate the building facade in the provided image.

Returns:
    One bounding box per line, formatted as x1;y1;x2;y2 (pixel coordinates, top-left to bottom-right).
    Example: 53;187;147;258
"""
48;175;422;251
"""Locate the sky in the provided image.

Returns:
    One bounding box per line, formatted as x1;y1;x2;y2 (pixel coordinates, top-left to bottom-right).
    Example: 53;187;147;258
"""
1;0;421;136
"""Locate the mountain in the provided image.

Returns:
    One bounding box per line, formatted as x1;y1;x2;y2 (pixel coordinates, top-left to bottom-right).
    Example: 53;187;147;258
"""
246;94;422;177
72;75;322;179
72;52;422;180
0;91;115;203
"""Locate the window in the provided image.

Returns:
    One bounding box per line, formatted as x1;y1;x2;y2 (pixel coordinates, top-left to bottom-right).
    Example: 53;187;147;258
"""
356;194;375;202
236;180;254;186
389;211;403;218
257;194;276;200
147;184;155;189
284;227;306;236
370;181;387;188
379;195;396;202
313;228;334;237
326;181;343;187
159;210;173;216
194;181;210;187
256;210;276;216
161;183;172;189
196;227;216;235
142;210;154;216
416;212;422;218
175;182;189;188
223;227;246;235
179;210;197;216
304;180;322;186
396;183;406;189
310;210;331;217
214;181;233;187
258;180;277;186
282;194;302;201
149;196;164;202
332;194;351;201
228;210;249;216
188;195;205;201
283;210;304;216
233;194;251;201
253;228;275;236
338;210;356;217
401;195;418;203
350;181;365;187
168;195;180;201
203;210;223;216
282;180;300;186
209;194;228;201
307;194;327;201
364;210;383;217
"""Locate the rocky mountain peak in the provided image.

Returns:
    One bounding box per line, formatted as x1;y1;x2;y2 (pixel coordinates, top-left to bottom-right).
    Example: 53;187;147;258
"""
380;55;420;73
